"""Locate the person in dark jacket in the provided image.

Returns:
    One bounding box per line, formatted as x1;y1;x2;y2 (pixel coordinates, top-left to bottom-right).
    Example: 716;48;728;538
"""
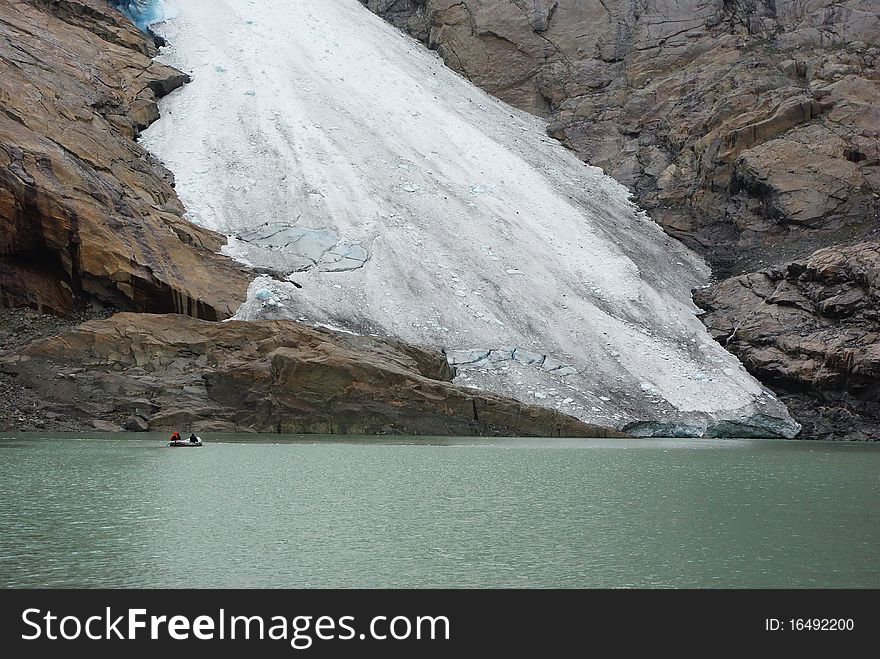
189;433;199;443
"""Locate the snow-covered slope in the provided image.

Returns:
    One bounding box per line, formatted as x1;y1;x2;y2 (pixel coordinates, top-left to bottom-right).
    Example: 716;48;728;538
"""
139;0;799;437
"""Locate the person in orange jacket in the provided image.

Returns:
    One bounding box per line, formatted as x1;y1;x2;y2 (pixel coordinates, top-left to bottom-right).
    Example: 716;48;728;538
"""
169;431;182;443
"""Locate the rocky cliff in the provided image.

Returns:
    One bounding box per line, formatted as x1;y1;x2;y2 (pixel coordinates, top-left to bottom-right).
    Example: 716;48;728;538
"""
0;312;625;436
695;242;879;439
0;0;249;318
361;0;879;437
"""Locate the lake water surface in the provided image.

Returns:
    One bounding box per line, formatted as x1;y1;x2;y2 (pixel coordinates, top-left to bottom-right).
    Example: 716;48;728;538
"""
1;434;877;588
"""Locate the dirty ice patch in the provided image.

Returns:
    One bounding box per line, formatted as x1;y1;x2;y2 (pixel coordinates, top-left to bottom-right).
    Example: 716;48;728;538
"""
224;223;369;276
446;348;580;376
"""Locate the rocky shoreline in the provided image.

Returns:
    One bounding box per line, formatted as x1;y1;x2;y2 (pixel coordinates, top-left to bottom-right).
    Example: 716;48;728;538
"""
695;242;879;440
0;307;112;431
0;310;625;436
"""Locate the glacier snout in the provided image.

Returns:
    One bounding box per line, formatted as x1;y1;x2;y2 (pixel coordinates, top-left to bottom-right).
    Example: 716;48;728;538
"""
139;0;800;437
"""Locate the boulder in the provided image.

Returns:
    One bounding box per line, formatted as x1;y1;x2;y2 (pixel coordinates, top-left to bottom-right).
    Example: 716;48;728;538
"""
123;415;149;432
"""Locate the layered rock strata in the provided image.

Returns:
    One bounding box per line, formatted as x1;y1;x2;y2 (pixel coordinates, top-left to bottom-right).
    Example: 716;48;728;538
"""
0;0;250;319
0;312;626;436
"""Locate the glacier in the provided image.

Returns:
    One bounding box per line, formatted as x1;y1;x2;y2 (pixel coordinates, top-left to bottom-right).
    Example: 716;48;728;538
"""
110;0;175;32
138;0;800;437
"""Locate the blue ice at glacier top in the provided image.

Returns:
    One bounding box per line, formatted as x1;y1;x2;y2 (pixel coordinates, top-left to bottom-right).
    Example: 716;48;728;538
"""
110;1;175;32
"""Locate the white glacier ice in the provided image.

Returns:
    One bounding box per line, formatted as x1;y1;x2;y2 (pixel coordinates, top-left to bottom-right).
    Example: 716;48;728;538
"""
139;0;800;437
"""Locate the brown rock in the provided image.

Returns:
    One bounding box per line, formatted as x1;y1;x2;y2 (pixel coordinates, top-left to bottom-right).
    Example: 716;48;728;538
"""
123;415;149;432
695;241;880;439
0;313;626;437
0;0;250;318
90;419;120;431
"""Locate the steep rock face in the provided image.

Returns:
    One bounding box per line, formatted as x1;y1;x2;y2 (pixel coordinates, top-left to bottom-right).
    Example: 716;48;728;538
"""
0;0;249;318
695;242;879;439
0;312;626;436
360;0;878;273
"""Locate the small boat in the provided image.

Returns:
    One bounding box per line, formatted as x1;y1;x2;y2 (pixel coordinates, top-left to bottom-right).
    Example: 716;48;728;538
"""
169;437;203;447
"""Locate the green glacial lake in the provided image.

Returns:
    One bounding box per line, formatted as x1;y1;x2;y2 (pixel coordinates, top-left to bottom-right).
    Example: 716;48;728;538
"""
0;434;877;588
